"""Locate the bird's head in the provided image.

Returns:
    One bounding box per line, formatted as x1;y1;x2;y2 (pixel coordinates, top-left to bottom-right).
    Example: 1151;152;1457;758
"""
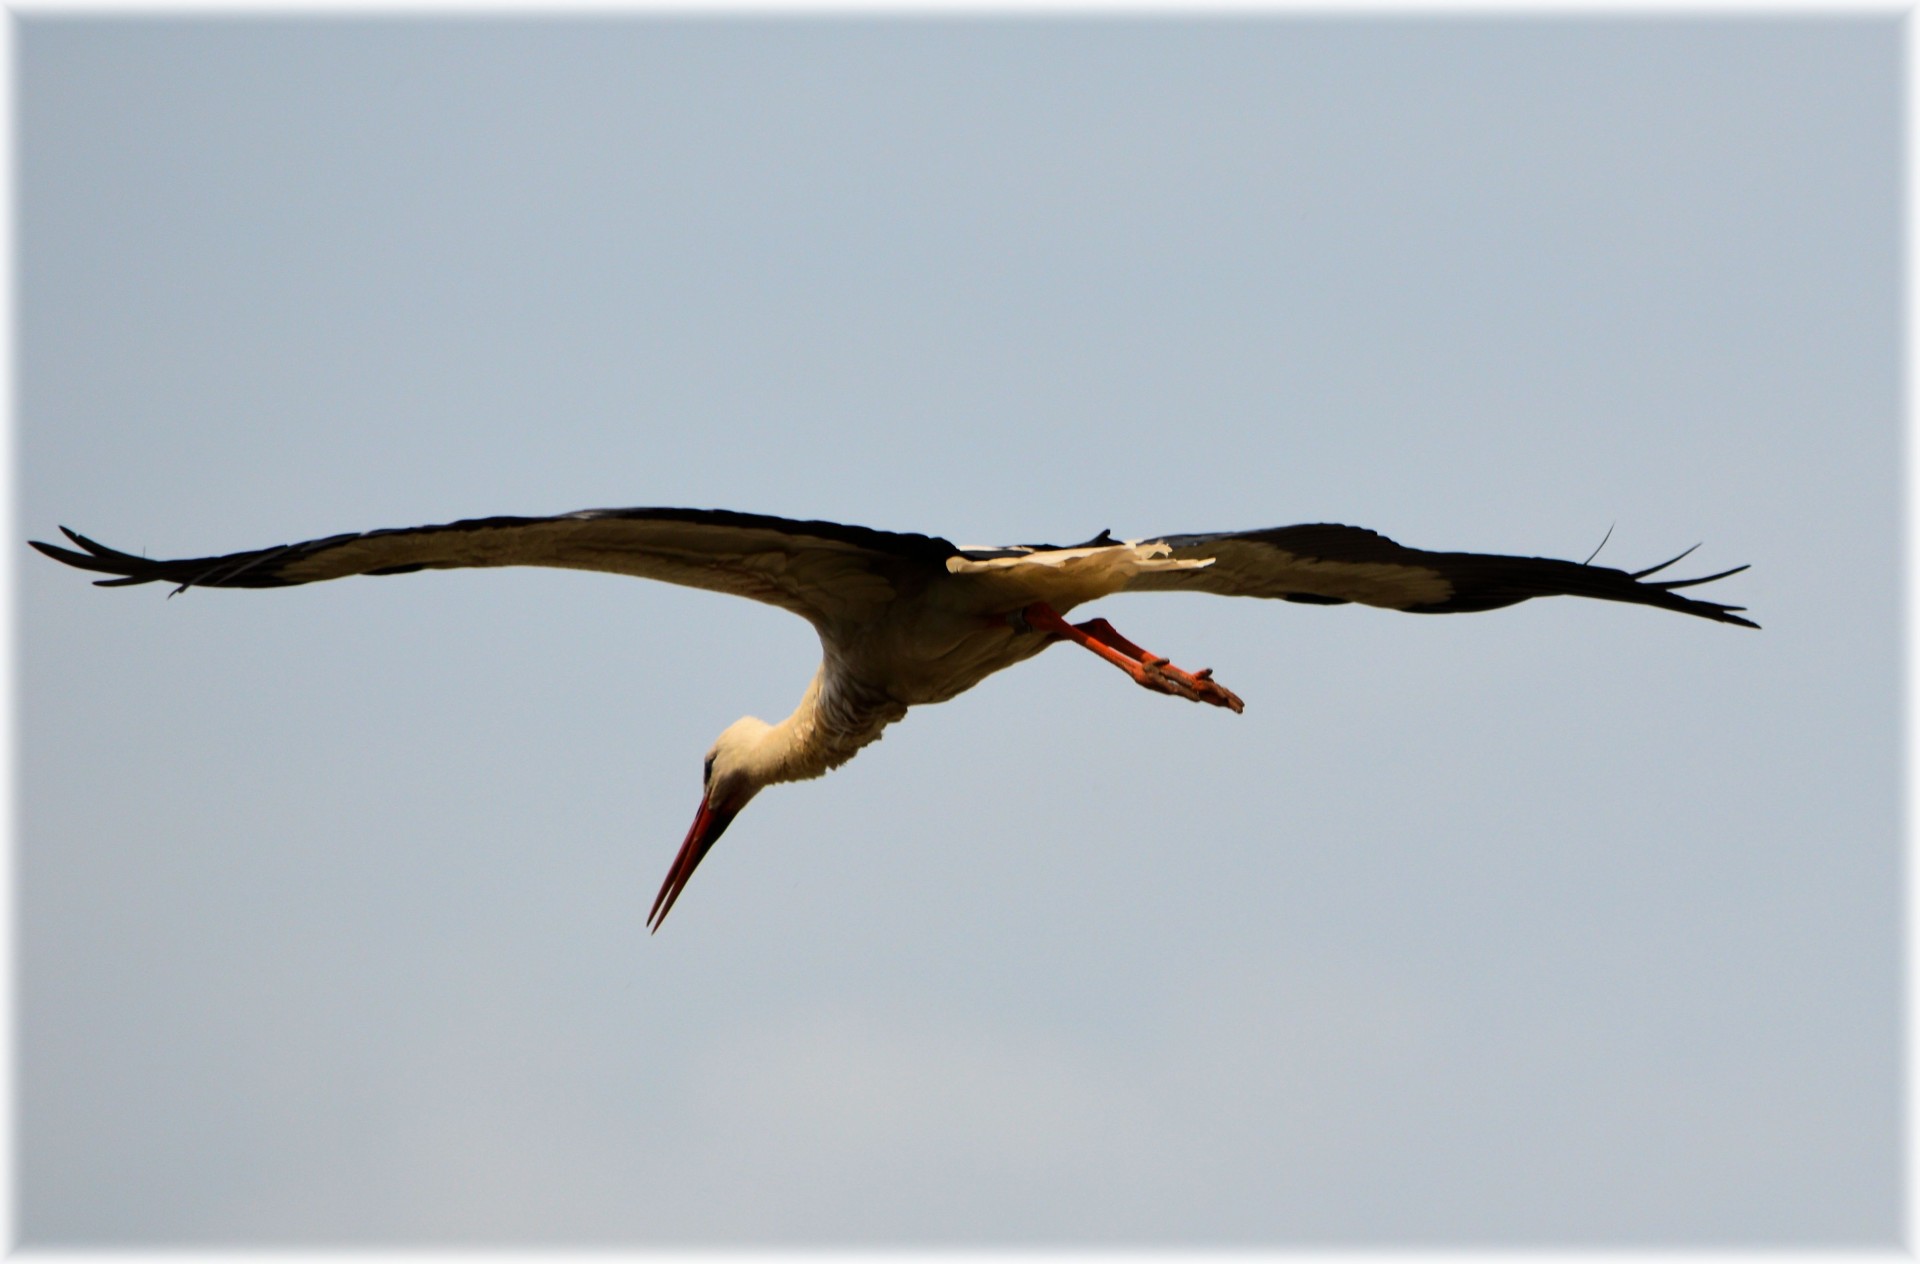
647;715;777;931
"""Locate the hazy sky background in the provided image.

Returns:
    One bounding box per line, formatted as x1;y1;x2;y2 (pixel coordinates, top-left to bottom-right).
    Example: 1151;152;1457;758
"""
16;16;1899;1246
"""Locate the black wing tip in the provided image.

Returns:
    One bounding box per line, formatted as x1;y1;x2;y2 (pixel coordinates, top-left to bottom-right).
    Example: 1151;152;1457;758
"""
1605;537;1757;627
32;523;307;593
33;530;121;569
32;526;165;586
1635;563;1759;629
58;525;128;559
1715;601;1761;630
1655;562;1750;590
1687;598;1760;630
1643;553;1757;627
31;529;102;560
1412;540;1757;629
1628;543;1701;580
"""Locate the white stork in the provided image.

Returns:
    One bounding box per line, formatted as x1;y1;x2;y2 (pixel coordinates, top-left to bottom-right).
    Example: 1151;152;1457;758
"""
32;507;1755;929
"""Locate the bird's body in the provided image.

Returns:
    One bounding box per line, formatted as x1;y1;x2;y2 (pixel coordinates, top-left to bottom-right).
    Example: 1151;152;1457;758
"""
32;506;1756;928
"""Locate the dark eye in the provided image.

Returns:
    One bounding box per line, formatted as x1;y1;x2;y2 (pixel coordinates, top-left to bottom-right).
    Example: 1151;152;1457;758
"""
703;754;715;787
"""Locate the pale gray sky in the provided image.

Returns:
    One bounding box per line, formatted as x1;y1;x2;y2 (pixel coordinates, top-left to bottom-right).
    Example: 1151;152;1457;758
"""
17;16;1899;1246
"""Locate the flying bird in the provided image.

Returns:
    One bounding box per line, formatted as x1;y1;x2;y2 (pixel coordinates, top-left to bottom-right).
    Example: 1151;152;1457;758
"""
32;507;1756;929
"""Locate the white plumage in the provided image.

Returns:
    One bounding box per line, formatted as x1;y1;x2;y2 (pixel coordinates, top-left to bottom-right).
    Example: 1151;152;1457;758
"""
32;506;1755;929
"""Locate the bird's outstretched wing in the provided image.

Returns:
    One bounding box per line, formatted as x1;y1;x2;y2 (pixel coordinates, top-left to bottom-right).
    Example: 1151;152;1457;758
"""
1125;523;1757;628
29;507;960;627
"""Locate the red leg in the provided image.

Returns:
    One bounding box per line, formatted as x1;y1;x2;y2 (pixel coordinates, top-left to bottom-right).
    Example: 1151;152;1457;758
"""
1017;603;1245;713
1073;617;1154;662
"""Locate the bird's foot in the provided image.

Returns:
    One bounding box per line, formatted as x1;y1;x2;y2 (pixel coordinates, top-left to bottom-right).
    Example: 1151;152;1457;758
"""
1015;603;1244;713
1134;654;1245;713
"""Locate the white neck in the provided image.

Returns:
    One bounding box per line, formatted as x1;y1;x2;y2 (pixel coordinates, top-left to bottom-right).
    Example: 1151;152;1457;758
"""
756;664;907;786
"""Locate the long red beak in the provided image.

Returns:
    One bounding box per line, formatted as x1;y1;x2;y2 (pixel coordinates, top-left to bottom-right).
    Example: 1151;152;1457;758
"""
647;794;739;932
